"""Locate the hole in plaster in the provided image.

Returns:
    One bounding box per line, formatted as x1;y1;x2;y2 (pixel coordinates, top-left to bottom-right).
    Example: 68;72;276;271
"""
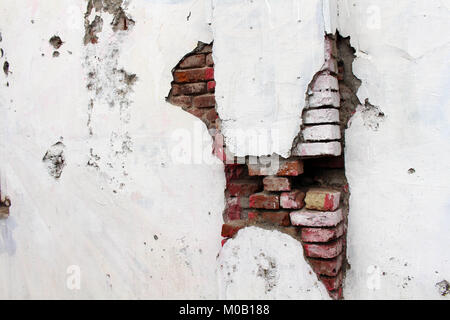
436;280;450;296
3;61;9;76
52;51;60;58
49;35;63;50
408;168;415;174
42;141;66;179
166;33;367;300
0;197;11;220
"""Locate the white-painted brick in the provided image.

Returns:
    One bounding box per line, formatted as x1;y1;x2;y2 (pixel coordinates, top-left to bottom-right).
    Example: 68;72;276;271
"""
311;74;339;92
303;109;339;124
290;208;343;227
308;91;340;108
320;57;338;73
324;37;337;61
303;125;341;141
292;142;342;157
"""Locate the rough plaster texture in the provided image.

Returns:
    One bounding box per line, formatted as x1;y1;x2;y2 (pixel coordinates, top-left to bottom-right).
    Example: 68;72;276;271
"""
338;0;450;299
218;227;330;299
0;0;449;300
0;0;225;299
212;0;325;158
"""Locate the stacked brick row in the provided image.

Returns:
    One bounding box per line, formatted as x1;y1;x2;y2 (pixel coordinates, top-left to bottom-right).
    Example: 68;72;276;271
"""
221;159;346;299
293;35;342;158
166;43;218;130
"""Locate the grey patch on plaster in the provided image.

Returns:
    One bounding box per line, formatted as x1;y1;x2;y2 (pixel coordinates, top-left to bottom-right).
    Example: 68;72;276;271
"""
84;15;104;45
42;141;66;179
111;7;135;32
49;35;63;49
436;280;450;296
83;0;136;192
84;0;134;44
256;252;278;293
359;99;385;131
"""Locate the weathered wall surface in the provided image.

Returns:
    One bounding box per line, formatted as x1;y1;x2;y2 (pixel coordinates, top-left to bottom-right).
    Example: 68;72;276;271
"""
0;0;225;299
0;0;449;300
338;0;450;299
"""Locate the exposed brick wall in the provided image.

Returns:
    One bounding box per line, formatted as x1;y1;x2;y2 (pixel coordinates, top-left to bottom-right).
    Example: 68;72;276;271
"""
167;37;351;300
221;158;348;299
292;35;342;158
166;42;218;130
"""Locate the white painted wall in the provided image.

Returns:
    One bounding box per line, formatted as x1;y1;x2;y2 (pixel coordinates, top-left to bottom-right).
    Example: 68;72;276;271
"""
338;0;450;299
212;0;325;158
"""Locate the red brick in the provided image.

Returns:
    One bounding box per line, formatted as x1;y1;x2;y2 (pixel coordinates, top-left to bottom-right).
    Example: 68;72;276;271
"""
221;220;247;238
305;188;341;211
329;286;343;300
185;107;205;119
202;107;218;125
320;271;343;291
225;164;246;184
206;53;214;66
171;83;207;95
227;180;261;197
173;67;214;83
225;202;241;221
263;176;291;191
280;190;305;209
221;238;229;247
204;67;214;80
200;44;213;53
260;211;291;227
276;159;304;176
248;159;304;176
309;254;343;276
249;192;279;210
303;238;343;259
207;80;216;92
192;94;216;108
290;208;343;227
179;54;206;69
167;95;192;108
300;223;344;243
247;211;259;221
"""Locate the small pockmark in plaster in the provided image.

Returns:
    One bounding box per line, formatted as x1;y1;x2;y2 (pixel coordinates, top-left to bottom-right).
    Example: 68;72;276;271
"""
436;280;450;296
3;61;9;76
49;35;63;49
408;168;415;174
52;51;60;58
42;141;66;179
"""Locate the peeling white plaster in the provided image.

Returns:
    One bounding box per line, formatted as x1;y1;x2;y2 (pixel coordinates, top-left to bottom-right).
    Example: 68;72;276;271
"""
212;0;325;158
0;0;224;299
218;227;330;299
338;0;450;299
